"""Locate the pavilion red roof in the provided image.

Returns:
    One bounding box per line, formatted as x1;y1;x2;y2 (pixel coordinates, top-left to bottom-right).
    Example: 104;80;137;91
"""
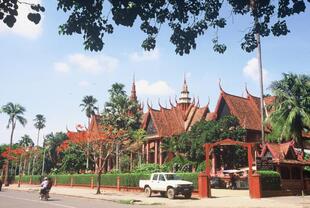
213;90;262;131
142;101;209;138
259;141;310;165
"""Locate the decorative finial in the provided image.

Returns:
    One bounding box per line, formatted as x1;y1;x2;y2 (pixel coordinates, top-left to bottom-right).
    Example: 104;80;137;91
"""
169;97;175;108
219;78;224;92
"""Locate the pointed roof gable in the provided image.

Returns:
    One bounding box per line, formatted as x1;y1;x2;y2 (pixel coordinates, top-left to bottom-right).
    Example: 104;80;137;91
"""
259;141;307;161
142;102;209;138
213;88;262;131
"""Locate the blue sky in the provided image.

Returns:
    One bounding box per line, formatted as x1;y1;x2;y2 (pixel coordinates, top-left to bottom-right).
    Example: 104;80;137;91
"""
0;0;309;145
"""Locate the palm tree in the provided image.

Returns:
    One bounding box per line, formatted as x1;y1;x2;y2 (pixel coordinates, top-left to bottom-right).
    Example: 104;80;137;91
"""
80;95;98;171
269;73;310;158
33;114;46;146
18;135;34;175
19;135;34;147
1;102;27;186
80;95;98;125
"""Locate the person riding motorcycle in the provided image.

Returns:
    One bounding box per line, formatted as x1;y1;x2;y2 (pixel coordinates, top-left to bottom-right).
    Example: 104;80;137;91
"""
40;177;52;200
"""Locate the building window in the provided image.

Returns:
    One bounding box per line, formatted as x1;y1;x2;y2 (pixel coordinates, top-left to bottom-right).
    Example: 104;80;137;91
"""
280;166;290;179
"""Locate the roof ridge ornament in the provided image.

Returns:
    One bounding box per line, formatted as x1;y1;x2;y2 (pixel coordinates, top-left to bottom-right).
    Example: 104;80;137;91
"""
219;78;224;93
147;98;152;110
158;98;163;110
169;97;175;108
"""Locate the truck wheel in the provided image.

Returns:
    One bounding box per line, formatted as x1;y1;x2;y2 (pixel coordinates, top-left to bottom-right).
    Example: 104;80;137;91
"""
184;192;192;199
160;191;166;197
167;188;175;199
144;186;152;197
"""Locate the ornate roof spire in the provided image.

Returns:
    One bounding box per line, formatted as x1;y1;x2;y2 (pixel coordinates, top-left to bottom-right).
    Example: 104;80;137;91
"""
179;74;191;104
130;73;137;101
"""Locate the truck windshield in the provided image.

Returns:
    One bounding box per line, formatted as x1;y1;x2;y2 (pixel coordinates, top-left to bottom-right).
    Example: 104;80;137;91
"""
165;174;180;180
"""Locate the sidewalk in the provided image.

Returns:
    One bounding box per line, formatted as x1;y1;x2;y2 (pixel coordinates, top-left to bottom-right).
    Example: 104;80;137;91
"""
4;184;310;208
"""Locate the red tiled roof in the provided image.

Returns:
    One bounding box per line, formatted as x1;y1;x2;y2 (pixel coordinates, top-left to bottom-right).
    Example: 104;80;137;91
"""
142;102;209;138
260;141;301;160
206;112;217;121
213;91;262;131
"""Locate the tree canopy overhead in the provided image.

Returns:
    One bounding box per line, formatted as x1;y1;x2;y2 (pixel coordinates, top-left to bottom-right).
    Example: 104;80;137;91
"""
0;0;44;28
57;0;310;54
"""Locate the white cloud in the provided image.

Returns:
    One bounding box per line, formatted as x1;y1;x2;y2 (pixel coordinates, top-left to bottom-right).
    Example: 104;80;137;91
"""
243;58;269;83
136;80;175;96
0;0;43;39
54;62;70;73
54;53;119;74
78;80;90;88
68;53;119;74
129;48;160;62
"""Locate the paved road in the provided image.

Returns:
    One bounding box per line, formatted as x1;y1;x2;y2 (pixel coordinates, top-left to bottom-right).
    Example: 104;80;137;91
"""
0;189;161;208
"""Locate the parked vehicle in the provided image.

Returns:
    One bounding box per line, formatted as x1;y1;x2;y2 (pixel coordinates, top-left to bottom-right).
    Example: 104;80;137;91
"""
139;172;193;199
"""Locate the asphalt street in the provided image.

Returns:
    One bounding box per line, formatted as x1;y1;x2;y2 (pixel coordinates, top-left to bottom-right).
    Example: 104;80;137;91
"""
0;189;161;208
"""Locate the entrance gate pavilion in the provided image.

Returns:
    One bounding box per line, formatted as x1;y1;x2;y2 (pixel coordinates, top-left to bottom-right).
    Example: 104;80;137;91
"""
198;138;262;198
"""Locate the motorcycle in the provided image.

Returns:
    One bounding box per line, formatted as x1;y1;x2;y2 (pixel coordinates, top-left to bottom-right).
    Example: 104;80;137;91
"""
40;188;50;201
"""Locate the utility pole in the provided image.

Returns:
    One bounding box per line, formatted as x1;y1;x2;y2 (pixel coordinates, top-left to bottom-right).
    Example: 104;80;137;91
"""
251;0;265;144
256;31;265;144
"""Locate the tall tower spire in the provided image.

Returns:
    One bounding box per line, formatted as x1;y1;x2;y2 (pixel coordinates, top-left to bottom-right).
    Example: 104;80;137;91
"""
178;74;191;110
130;73;137;101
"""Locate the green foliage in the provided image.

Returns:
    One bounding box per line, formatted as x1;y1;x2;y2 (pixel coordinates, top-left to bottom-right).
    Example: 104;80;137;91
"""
0;1;44;28
175;115;246;169
57;1;309;54
196;161;206;173
176;173;198;189
16;175;41;184
19;172;198;189
18;135;34;147
59;143;85;173
268;73;310;155
119;154;130;173
132;164;169;174
44;132;68;172
33;114;46;132
102;83;141;131
257;170;281;190
80;95;98;120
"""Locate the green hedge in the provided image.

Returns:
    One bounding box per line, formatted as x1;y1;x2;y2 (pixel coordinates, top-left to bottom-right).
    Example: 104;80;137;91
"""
257;170;281;190
16;175;41;184
16;172;199;189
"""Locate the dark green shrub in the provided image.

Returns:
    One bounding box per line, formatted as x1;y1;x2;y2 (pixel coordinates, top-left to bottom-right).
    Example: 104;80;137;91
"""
257;170;281;190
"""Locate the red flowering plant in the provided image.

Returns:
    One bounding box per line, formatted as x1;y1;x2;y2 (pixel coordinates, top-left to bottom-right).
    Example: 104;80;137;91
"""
59;116;126;194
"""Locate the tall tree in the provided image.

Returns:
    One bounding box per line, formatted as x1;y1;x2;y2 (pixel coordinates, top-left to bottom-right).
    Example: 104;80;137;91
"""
44;132;68;172
80;95;98;125
60;125;125;194
33;114;46;146
1;102;27;186
80;95;98;170
268;73;310;157
101;83;142;170
18;134;34;175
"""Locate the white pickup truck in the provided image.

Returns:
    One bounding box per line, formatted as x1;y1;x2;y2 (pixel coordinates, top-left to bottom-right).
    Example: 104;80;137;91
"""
139;172;193;199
